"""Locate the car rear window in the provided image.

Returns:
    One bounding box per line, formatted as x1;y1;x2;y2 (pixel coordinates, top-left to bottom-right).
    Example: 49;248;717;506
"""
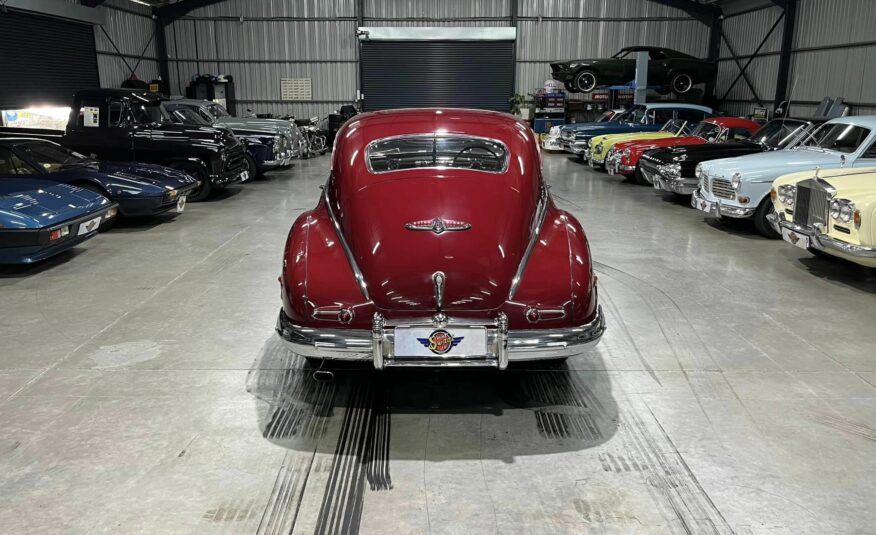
367;135;508;173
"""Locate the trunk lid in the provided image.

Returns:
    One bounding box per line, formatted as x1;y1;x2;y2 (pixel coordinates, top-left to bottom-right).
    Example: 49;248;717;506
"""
338;175;538;312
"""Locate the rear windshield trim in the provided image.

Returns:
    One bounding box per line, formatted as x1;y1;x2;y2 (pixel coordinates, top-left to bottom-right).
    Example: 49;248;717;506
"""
365;133;510;175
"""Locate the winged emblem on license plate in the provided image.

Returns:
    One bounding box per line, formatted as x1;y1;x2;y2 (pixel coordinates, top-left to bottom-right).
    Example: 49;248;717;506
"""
405;217;471;235
417;329;464;355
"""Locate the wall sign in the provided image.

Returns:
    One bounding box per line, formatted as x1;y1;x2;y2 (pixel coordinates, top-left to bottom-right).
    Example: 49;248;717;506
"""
83;106;99;127
281;78;312;101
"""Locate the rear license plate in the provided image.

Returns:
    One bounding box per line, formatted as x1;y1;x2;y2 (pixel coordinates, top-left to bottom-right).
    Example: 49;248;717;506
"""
176;195;187;213
394;326;488;358
781;227;811;250
77;216;101;235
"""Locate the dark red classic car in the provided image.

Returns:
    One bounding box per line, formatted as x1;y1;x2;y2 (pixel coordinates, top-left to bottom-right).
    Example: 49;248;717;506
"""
276;109;605;369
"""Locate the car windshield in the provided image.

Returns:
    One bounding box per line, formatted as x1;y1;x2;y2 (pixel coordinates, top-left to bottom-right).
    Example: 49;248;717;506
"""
20;141;89;172
661;119;688;134
169;106;211;125
798;123;871;153
129;102;172;125
367;135;508;173
690;121;723;141
207;104;231;118
751;119;808;149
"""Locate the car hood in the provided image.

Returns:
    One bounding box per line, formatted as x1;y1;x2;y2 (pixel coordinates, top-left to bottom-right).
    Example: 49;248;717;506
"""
147;123;237;149
701;148;848;184
337;175;537;312
563;123;656;137
646;141;765;165
48;162;197;195
0;180;109;228
215;117;287;135
595;131;675;147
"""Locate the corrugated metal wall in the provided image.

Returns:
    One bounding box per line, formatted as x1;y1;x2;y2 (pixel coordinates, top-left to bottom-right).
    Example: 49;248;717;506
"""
93;0;160;87
720;0;876;117
157;0;710;118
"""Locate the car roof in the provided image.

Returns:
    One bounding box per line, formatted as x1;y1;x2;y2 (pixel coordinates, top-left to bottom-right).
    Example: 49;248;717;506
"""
618;46;693;58
826;115;876;129
165;98;211;107
641;103;713;112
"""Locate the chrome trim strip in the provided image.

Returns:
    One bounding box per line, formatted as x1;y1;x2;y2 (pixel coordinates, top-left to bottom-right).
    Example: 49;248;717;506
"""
508;185;549;300
405;218;472;234
275;305;606;367
432;271;445;310
323;184;371;301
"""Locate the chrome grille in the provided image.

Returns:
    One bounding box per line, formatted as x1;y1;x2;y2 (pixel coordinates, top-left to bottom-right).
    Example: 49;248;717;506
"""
793;180;830;227
710;178;735;200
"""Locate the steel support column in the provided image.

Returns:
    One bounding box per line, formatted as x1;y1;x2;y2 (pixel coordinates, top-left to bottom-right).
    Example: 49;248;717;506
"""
704;14;723;102
774;0;798;108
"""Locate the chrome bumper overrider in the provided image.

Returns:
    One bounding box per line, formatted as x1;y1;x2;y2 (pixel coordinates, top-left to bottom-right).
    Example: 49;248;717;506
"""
691;189;756;218
276;306;606;369
767;213;876;258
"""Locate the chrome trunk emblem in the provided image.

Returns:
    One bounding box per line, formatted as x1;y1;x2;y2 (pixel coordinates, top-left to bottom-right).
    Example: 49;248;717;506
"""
405;218;471;235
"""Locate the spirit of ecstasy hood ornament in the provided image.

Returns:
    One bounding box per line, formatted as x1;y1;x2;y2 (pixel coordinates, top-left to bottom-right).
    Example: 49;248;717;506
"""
405;217;471;235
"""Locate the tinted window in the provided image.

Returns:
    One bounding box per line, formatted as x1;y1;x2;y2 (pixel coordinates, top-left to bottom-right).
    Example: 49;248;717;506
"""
0;147;37;175
860;142;876;159
676;109;706;122
801;123;871;153
690;121;722;141
129;102;171;125
367;136;508;173
728;127;752;141
649;50;666;60
653;109;674;123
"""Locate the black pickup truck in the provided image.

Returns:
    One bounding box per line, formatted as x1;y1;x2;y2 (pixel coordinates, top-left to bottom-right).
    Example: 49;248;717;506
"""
0;89;247;201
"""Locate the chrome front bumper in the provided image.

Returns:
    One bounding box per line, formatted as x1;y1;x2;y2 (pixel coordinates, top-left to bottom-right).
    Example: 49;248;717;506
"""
605;156;635;176
653;174;697;195
691;189;756;218
276;306;606;369
767;213;876;258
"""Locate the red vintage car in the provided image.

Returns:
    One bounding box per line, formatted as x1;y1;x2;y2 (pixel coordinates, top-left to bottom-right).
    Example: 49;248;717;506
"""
605;116;761;182
276;108;605;369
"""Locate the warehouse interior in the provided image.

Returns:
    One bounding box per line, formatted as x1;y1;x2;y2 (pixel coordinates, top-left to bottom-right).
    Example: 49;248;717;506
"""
1;0;876;533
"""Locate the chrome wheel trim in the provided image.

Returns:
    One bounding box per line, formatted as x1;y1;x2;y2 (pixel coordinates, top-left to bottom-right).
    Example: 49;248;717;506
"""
672;73;693;94
576;71;597;92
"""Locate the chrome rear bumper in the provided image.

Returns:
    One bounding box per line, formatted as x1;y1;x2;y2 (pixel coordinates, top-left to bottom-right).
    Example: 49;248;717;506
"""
276;306;606;369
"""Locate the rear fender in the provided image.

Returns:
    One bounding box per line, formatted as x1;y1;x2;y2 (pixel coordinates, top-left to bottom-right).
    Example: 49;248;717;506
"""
509;204;596;328
281;201;374;328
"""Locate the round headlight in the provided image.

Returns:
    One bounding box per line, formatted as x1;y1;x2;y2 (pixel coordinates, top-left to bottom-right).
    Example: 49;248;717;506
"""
695;163;703;179
830;200;841;220
839;203;853;223
730;172;741;190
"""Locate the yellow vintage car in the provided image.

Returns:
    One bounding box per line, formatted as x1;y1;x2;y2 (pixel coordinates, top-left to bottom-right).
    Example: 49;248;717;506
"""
588;119;690;167
769;167;876;267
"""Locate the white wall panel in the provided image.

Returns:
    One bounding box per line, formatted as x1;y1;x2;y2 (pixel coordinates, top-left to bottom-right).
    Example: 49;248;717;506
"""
365;0;510;19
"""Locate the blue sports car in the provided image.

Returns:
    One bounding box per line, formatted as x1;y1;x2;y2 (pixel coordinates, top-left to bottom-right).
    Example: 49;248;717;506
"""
0;138;198;217
0;179;118;264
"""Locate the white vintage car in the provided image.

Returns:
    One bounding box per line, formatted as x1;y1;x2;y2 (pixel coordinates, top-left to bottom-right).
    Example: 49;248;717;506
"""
769;166;876;267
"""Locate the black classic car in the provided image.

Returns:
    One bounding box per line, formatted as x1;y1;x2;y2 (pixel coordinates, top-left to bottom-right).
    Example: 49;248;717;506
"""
550;46;718;95
0;90;249;201
638;118;823;193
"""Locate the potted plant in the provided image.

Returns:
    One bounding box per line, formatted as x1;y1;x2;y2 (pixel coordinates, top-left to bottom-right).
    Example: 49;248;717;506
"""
509;94;528;119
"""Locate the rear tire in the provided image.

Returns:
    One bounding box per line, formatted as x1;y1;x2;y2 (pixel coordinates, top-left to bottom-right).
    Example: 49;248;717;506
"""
753;197;780;239
633;167;650;186
243;154;258;181
574;70;598;93
171;162;212;202
671;72;694;95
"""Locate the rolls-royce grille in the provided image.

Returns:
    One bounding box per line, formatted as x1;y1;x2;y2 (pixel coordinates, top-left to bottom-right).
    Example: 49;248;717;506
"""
709;178;735;200
793;182;830;228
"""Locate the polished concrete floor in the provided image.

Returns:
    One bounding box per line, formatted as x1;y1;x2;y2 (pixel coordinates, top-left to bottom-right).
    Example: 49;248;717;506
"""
1;152;876;534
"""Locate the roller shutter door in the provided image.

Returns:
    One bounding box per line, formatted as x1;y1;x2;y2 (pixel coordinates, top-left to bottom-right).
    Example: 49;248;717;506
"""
360;41;514;112
0;10;99;109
